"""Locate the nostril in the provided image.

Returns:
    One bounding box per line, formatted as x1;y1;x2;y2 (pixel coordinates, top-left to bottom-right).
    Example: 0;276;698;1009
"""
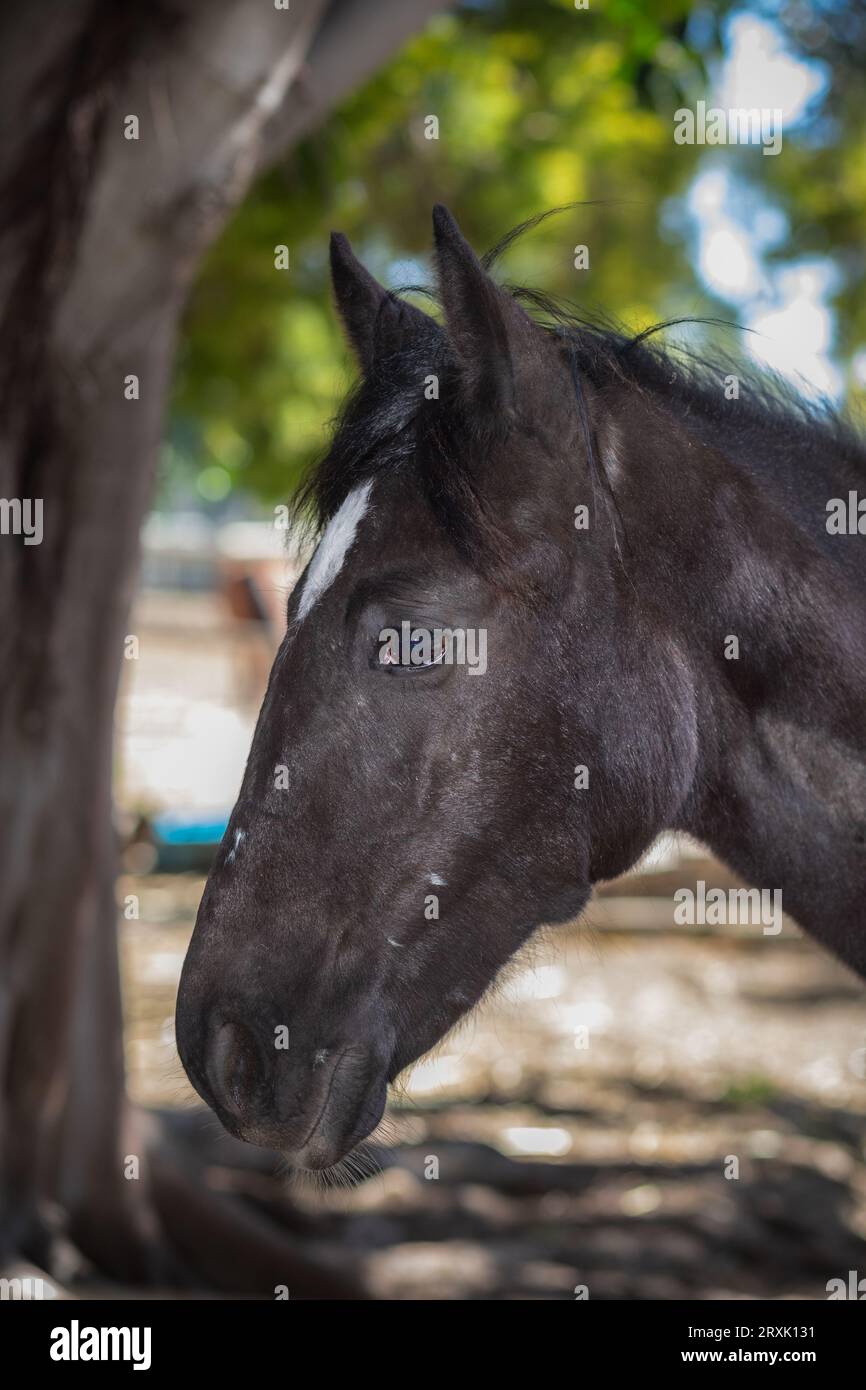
208;1019;262;1117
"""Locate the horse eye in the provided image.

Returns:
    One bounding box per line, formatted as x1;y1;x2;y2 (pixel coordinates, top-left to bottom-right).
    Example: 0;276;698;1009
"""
374;629;449;675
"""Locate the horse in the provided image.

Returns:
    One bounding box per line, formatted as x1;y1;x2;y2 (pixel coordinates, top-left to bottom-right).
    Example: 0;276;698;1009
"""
176;205;866;1171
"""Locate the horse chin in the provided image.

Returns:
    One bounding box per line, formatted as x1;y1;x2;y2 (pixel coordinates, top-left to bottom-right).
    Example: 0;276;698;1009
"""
285;1141;358;1174
286;1072;389;1172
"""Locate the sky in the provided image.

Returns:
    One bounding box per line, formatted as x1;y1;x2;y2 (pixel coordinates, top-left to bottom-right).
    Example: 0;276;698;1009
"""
686;10;841;398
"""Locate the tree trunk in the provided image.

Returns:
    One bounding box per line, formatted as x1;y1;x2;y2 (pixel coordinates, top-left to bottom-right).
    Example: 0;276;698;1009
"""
0;0;448;1290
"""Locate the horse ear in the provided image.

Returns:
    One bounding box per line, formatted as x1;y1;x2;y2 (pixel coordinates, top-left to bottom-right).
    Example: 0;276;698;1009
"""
330;232;433;374
432;204;535;416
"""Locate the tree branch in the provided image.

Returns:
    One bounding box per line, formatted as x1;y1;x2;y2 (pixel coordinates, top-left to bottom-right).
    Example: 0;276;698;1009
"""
257;0;453;175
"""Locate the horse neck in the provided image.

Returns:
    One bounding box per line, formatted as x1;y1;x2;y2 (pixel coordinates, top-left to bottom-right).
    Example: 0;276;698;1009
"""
617;386;866;976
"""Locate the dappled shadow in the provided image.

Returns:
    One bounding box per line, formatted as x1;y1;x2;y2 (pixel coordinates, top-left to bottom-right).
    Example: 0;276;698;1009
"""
118;872;866;1300
149;1082;865;1300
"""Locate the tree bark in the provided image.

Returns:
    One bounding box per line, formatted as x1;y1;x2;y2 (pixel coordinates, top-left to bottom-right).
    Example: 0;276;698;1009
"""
0;0;448;1288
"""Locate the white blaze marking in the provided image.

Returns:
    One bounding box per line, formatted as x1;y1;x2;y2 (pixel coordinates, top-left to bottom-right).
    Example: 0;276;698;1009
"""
226;829;245;864
429;873;446;887
296;481;373;622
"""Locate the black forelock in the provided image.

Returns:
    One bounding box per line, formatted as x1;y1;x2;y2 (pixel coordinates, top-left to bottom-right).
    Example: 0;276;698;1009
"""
291;307;519;571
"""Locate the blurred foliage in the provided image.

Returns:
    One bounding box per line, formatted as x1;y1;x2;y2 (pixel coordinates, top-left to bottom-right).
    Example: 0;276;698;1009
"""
167;0;865;507
721;1073;778;1105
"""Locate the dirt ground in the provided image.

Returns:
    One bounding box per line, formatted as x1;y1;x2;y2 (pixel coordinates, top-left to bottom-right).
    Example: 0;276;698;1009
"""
120;869;866;1300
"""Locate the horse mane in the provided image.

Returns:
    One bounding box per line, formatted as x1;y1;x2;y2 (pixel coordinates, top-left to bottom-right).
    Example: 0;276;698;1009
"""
294;211;865;567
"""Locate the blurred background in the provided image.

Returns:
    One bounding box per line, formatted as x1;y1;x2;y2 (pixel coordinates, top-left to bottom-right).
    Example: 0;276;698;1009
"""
1;0;864;1301
118;0;866;1300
